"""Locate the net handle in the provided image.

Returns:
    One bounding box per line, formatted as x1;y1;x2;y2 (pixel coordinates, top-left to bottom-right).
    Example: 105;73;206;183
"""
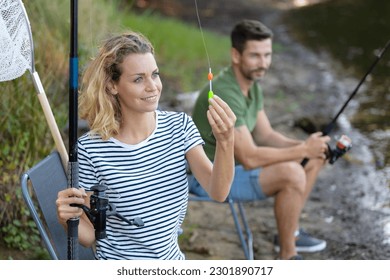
18;0;68;167
32;71;69;168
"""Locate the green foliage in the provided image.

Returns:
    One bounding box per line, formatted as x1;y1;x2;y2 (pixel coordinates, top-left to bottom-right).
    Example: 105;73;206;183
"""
0;189;50;259
2;217;38;251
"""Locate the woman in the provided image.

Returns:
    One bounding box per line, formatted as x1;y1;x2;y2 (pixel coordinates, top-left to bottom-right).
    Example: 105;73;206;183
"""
56;32;236;259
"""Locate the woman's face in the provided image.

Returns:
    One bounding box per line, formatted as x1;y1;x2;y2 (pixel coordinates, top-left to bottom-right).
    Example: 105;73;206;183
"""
113;52;162;114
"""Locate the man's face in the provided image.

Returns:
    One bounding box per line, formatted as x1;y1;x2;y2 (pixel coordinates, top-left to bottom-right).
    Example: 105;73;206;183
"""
236;39;272;82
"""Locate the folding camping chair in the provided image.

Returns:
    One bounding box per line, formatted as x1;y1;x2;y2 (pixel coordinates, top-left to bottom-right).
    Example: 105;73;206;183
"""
188;193;254;260
20;151;95;260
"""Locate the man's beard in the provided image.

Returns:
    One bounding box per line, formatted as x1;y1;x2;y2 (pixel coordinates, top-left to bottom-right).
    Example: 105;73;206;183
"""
242;67;267;82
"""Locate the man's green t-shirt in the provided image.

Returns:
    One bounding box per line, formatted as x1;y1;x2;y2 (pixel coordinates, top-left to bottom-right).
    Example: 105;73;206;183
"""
192;66;264;162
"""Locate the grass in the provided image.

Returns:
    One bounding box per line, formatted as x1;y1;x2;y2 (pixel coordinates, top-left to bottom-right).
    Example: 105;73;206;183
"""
121;10;230;92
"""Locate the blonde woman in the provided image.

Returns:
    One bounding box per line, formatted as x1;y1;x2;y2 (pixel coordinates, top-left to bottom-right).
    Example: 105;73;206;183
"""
56;32;236;260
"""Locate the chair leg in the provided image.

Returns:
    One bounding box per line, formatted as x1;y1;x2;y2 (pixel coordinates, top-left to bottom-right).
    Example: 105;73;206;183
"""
21;174;59;260
228;198;254;260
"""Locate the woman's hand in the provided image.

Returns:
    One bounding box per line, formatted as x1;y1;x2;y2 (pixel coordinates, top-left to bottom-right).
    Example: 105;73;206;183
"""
56;187;87;226
204;95;236;201
207;95;236;143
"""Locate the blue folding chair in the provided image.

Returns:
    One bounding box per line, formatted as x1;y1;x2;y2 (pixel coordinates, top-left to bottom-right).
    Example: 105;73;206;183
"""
21;151;95;260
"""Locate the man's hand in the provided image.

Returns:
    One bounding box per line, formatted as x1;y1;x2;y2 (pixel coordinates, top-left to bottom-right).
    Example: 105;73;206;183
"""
304;132;331;159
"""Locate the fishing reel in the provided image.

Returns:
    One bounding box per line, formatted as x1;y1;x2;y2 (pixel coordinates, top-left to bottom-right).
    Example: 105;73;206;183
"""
326;135;352;164
77;184;144;240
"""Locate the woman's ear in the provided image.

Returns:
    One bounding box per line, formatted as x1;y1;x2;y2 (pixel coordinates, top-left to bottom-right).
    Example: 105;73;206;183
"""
108;82;118;95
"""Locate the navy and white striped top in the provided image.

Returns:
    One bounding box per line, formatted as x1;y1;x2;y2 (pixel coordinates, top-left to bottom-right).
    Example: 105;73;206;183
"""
77;110;204;259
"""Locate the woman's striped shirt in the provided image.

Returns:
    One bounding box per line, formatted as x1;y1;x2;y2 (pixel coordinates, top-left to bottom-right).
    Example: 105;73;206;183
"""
77;110;204;259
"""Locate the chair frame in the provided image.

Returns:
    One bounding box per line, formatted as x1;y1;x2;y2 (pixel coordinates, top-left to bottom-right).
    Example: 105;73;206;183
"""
21;151;94;260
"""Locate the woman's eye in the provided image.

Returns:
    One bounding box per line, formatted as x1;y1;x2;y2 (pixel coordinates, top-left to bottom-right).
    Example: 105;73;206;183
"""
134;77;143;83
152;72;160;78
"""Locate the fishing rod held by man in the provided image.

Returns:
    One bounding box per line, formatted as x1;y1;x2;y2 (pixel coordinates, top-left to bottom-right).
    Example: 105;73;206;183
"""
301;39;390;167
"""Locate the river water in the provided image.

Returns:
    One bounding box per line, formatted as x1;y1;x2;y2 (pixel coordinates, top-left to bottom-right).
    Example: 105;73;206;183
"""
283;0;390;177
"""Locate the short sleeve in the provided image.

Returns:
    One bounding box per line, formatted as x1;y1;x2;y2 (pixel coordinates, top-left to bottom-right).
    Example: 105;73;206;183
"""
182;113;205;153
77;139;99;191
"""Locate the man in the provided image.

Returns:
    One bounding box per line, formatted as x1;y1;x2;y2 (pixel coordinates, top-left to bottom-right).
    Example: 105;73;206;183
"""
189;19;330;260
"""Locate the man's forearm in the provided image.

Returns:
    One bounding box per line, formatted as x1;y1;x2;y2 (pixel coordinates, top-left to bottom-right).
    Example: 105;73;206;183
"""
256;130;302;148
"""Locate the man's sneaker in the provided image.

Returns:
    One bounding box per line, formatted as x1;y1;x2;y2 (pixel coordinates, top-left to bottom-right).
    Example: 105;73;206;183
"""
289;255;303;260
275;254;303;260
274;228;327;253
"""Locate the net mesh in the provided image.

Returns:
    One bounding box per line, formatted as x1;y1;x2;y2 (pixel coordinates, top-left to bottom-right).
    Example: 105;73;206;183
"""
0;0;32;82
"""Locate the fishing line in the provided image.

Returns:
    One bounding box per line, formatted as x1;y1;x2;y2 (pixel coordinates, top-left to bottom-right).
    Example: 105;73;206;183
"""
194;0;214;99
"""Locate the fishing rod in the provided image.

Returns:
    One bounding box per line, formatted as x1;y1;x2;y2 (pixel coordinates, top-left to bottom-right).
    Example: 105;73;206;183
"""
301;39;390;167
67;0;79;260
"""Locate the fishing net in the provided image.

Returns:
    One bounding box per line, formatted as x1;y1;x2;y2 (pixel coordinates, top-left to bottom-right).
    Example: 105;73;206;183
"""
0;0;68;167
0;0;34;81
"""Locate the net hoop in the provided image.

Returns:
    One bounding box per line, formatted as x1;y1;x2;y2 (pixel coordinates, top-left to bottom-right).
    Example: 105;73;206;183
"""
0;0;34;82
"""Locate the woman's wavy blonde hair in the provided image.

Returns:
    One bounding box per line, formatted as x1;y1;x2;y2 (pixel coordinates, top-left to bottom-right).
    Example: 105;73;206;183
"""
79;32;154;140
